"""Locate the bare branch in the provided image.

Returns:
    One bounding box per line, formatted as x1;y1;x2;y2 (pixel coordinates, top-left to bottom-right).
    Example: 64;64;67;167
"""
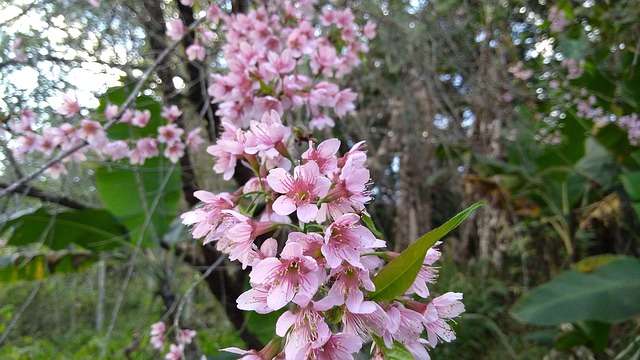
0;182;89;209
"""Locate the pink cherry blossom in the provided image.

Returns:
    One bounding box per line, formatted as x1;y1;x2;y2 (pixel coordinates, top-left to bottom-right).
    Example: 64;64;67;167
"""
11;109;35;133
314;265;376;314
206;124;252;180
44;162;68;179
57;93;81;118
301;139;340;175
78;119;107;146
119;109;133;123
309;114;335;131
186;40;206;61
286;231;325;266
104;104;119;120
131;109;151;127
104;140;130;161
334;89;357;118
166;19;186;41
249;242;319;310
158;124;184;145
267;161;331;223
310;45;340;75
319;156;371;221
306;332;362;360
405;242;442;298
179;329;197;345
164;343;184;360
424;292;465;347
181;190;236;243
186;127;205;151
237;286;271;314
149;321;166;350
322;213;384;269
276;305;331;359
245;110;290;156
161;105;182;122
216;210;275;268
263;49;296;76
164;141;185;163
363;21;377;39
341;302;390;341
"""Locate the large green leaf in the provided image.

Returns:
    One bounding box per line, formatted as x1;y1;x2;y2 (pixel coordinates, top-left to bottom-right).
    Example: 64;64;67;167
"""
95;156;181;248
369;202;485;302
2;208;129;252
511;257;640;326
0;251;98;282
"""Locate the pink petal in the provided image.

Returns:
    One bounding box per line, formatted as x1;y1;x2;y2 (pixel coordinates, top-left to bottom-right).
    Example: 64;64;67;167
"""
267;168;293;193
273;195;296;215
296;203;318;223
251;258;281;284
275;310;297;336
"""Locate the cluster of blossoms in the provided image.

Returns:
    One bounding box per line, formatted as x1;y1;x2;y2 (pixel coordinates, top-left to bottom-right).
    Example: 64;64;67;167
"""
4;98;205;179
201;0;375;131
182;120;465;358
149;321;198;360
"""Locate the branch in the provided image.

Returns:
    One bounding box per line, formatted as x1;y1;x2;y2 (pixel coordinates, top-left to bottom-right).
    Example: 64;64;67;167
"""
0;17;205;200
0;182;89;209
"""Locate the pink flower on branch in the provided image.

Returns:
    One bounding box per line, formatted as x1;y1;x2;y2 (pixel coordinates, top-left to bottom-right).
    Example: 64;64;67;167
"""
216;210;276;268
267;161;331;223
248;242;319;311
56;93;81;118
322;213;384;269
161;105;182;122
276;305;331;359
166;19;186;41
181;190;236;243
158;124;184;145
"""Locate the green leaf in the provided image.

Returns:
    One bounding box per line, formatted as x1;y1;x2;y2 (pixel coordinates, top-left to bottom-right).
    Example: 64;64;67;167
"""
95;156;181;248
621;171;640;201
0;251;98;282
2;208;129;252
245;309;285;345
511;257;640;326
369;202;485;302
361;213;385;239
372;334;414;360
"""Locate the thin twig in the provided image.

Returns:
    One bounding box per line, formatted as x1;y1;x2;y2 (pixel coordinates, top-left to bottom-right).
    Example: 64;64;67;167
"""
172;254;227;339
0;282;42;345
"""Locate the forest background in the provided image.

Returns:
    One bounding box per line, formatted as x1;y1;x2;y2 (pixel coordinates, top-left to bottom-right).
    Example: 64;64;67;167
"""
0;0;639;359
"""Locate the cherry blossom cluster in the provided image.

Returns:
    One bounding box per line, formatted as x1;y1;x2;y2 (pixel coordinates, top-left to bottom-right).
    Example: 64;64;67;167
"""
4;96;205;179
195;0;375;131
181;110;465;359
149;321;198;360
